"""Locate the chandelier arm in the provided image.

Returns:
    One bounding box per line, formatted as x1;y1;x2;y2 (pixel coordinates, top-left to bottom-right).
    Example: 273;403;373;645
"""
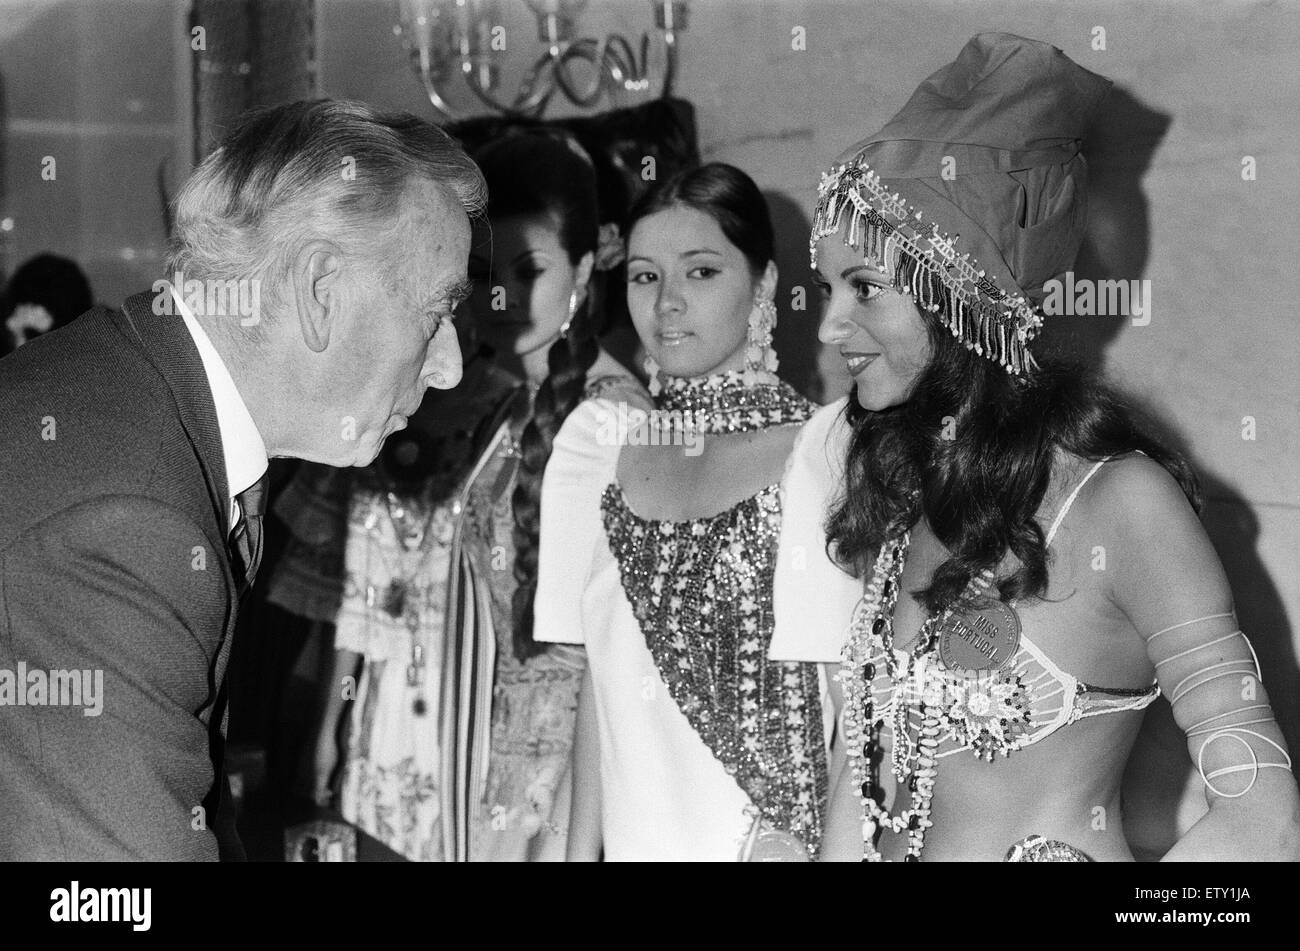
462;48;558;118
601;34;642;87
508;47;565;115
660;27;680;98
413;56;461;124
552;38;612;107
397;3;686;120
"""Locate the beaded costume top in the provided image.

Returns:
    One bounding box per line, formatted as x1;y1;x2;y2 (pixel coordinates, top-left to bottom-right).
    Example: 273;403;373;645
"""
839;456;1162;861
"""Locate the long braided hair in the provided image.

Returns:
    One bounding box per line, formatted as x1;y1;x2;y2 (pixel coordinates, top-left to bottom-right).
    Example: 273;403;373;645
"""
473;132;601;661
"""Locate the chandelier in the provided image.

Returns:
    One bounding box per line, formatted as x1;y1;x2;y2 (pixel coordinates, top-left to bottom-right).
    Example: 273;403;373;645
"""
394;0;689;122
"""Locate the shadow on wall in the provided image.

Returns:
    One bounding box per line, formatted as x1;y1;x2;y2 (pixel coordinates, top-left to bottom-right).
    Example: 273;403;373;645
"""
1037;85;1169;370
1056;85;1299;857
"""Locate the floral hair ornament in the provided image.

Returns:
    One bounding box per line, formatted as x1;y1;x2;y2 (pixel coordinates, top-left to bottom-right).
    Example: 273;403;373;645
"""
810;32;1113;377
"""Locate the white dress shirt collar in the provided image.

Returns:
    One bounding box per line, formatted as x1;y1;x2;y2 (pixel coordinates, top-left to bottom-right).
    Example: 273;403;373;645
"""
171;285;269;529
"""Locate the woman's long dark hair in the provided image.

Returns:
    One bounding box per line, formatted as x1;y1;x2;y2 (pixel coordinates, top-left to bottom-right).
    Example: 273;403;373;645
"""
625;162;774;277
826;267;1202;613
473;132;600;662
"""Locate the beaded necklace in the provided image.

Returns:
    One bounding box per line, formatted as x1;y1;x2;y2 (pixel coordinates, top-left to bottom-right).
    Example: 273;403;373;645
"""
837;531;999;861
652;369;815;436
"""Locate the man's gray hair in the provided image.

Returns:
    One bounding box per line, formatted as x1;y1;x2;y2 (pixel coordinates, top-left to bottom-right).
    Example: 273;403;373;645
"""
166;99;486;302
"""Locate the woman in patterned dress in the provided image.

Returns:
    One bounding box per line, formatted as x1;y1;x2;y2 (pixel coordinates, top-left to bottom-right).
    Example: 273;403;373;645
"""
464;131;645;860
534;164;858;860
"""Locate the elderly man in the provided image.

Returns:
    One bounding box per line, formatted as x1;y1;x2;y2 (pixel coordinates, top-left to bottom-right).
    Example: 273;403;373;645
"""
0;99;484;860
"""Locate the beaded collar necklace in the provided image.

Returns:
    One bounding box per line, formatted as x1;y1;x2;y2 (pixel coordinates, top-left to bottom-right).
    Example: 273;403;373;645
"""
652;369;815;436
838;531;1002;862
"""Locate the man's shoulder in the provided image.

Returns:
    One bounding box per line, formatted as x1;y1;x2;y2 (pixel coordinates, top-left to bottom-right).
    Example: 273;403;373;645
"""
0;302;163;409
0;301;200;548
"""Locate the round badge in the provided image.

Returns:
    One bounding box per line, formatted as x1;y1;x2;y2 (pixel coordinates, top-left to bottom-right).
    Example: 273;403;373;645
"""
937;599;1021;672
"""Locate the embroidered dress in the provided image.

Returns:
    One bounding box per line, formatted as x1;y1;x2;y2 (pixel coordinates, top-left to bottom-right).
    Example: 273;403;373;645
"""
464;410;582;862
601;481;826;854
536;374;850;860
336;491;457;862
470;370;646;862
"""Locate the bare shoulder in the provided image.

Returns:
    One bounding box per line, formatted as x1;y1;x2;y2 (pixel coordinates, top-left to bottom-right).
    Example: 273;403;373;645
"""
1066;451;1227;611
1041;448;1204;572
1081;452;1198;536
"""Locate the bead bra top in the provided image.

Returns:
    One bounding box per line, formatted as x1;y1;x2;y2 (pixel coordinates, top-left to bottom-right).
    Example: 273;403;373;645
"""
601;482;829;856
863;456;1160;762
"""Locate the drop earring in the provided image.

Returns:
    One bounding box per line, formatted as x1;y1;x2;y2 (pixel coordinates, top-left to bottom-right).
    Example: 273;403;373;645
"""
559;289;579;339
643;353;662;397
742;297;779;386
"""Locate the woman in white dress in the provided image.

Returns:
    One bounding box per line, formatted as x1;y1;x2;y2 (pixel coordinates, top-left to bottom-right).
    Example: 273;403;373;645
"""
534;163;859;861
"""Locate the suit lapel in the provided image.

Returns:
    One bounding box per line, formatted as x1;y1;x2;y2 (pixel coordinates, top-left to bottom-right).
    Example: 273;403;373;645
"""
111;291;232;539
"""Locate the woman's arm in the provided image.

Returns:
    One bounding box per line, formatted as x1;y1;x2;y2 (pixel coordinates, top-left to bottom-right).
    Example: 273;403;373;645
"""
1101;456;1300;860
565;667;603;861
295;642;362;807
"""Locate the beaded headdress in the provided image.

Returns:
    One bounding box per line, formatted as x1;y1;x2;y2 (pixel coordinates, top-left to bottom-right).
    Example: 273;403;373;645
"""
810;33;1112;376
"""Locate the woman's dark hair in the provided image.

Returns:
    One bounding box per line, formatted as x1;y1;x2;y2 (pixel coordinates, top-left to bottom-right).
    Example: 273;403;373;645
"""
473;131;600;662
625;162;774;277
1;253;93;355
825;267;1202;613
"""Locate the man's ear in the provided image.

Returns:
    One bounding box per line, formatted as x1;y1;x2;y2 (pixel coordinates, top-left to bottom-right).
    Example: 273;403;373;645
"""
757;259;779;302
293;240;344;353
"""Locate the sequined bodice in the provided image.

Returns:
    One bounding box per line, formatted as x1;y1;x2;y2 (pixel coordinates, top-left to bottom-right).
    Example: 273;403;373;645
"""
600;482;828;855
839;456;1164;861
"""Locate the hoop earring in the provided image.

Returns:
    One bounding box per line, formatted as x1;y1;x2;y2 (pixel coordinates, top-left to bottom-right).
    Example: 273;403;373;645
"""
559;289;579;339
742;297;779;386
643;353;662;397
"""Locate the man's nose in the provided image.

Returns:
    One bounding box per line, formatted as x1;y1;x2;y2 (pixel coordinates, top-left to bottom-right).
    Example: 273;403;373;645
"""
424;323;463;390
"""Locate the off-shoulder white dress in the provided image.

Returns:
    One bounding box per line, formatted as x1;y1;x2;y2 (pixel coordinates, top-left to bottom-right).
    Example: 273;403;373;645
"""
535;394;859;860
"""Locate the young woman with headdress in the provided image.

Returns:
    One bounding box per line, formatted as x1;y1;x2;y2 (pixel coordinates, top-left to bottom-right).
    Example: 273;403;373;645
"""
772;33;1300;861
533;163;859;861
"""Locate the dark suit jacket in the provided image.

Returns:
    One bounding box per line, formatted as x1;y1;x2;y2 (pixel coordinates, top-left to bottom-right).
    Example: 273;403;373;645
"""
0;290;247;860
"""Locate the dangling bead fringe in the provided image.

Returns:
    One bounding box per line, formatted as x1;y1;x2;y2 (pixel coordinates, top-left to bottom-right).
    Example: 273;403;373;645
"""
811;158;1044;378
